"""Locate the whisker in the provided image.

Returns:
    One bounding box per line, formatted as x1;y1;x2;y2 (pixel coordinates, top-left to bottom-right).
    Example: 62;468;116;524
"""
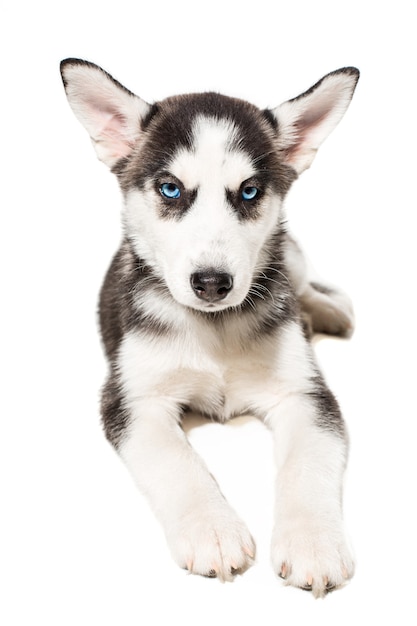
252;282;275;304
252;283;269;296
244;296;257;312
251;291;265;301
256;272;282;288
260;266;291;286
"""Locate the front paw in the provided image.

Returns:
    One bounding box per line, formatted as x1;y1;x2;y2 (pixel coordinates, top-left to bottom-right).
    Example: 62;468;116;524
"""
167;505;255;582
271;521;354;597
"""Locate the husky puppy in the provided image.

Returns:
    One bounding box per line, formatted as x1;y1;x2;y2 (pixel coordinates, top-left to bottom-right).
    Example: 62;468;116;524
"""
60;59;359;597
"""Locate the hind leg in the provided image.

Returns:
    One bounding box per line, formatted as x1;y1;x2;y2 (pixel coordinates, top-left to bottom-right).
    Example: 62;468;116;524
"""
285;234;354;338
299;282;354;338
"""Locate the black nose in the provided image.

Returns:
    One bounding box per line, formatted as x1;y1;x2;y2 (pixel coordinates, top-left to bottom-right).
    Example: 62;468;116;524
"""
190;270;233;303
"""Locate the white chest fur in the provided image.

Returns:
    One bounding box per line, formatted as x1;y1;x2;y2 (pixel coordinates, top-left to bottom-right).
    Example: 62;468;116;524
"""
117;318;315;423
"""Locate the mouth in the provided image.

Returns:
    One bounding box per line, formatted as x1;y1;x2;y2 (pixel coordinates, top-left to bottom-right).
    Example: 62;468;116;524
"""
191;300;233;312
187;290;248;314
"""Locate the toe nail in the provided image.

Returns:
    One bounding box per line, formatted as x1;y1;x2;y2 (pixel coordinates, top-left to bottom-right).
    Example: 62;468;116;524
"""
300;575;313;591
244;546;255;558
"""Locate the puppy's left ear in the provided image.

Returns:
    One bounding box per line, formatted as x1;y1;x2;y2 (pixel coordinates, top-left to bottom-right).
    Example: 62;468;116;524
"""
271;68;359;174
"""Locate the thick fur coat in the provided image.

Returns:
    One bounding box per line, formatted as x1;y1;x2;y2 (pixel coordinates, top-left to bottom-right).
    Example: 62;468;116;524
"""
61;60;359;596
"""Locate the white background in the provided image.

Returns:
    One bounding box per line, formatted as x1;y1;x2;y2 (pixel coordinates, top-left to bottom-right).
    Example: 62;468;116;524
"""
1;1;416;624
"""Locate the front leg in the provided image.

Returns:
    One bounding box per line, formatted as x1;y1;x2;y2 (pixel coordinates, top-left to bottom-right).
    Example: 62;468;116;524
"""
102;382;254;580
267;391;354;597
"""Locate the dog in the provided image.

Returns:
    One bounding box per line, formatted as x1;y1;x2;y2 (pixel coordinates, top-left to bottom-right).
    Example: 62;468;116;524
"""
60;59;359;597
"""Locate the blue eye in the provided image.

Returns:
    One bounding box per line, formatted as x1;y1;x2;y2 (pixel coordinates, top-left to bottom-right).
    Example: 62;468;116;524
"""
160;182;181;199
241;186;259;201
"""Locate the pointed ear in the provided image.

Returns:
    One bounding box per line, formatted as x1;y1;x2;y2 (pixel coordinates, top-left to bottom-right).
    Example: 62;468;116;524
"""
270;67;359;174
60;59;152;168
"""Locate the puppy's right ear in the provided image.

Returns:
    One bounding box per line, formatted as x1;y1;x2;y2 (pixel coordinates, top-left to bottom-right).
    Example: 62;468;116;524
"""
60;59;152;168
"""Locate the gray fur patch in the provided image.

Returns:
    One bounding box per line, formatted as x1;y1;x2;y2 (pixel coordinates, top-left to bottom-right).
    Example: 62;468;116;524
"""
308;375;346;438
101;371;131;449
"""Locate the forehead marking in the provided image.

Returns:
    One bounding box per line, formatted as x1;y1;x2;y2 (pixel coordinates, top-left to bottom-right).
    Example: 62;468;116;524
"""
169;116;256;190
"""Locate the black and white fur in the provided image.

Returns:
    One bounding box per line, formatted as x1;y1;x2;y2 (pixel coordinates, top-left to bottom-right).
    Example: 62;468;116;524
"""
61;59;359;597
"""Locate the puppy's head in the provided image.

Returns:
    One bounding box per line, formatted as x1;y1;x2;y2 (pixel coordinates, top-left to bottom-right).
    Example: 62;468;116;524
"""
61;60;359;312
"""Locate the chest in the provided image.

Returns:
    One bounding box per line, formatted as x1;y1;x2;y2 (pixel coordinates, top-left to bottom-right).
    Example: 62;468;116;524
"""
118;319;310;422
